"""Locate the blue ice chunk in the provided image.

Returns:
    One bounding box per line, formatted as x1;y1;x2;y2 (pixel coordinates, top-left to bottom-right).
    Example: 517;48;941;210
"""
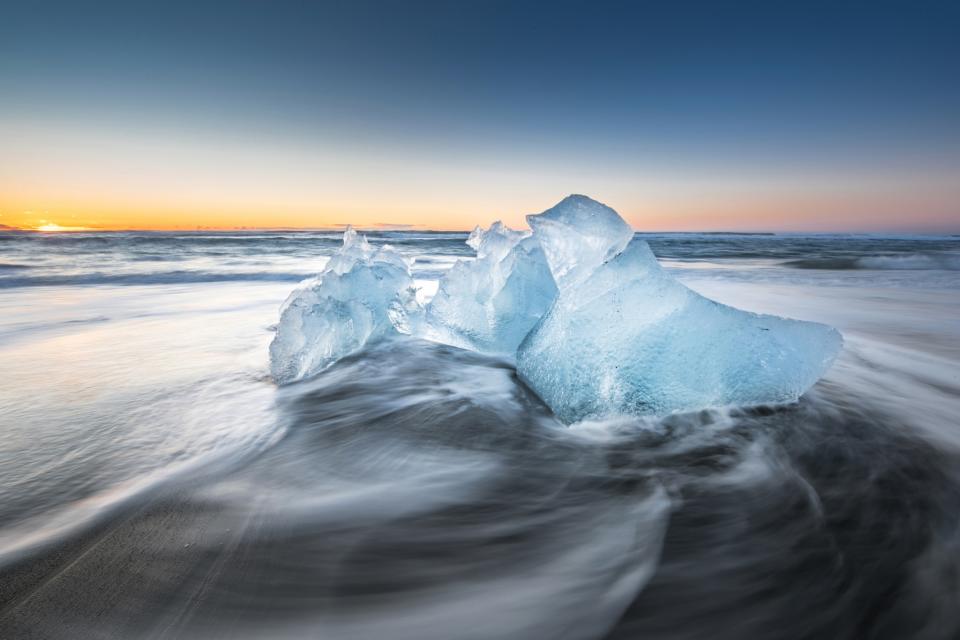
516;196;843;422
423;221;557;354
270;227;418;383
527;195;634;290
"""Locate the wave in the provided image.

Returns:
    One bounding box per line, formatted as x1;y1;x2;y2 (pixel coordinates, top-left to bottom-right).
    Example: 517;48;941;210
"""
4;337;959;639
0;270;314;288
783;252;960;270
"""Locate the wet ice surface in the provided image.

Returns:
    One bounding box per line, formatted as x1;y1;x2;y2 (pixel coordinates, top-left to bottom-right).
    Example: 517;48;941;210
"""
423;222;557;354
272;196;842;421
1;228;959;639
517;196;841;421
269;228;418;384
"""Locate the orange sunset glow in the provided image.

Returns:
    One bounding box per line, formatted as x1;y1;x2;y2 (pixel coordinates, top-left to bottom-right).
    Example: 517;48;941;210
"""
4;185;957;233
3;144;957;233
2;0;957;235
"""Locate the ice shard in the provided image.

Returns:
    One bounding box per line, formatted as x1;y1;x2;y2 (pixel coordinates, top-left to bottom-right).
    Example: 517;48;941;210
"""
269;227;418;384
423;221;557;354
516;195;843;423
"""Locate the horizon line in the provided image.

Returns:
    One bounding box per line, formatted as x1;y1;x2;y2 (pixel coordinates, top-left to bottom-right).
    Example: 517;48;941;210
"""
3;225;958;237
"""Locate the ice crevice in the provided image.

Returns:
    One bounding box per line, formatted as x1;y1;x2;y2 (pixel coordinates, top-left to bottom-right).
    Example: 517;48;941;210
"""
270;196;843;422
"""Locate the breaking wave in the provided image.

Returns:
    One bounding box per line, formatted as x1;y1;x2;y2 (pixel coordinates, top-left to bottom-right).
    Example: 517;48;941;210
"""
3;337;959;639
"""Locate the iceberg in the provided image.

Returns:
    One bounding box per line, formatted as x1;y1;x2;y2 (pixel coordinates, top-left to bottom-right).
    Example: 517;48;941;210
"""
423;221;557;354
516;195;843;422
270;197;841;422
269;227;418;384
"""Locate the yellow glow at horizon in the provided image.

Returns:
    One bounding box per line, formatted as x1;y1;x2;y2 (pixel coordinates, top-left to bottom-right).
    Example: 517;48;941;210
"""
35;222;92;232
2;119;958;233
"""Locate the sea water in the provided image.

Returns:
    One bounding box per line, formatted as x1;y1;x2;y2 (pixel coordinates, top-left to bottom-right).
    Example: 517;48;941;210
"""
0;229;958;639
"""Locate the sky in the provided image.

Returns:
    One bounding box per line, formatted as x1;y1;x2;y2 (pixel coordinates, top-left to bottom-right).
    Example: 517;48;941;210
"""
1;0;958;232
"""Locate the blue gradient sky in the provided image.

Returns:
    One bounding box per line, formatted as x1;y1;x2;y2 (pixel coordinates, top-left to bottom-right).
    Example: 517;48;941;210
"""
2;0;958;231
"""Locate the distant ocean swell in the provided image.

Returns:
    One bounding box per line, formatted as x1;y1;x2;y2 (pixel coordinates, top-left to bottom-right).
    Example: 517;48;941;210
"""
0;271;316;288
783;253;960;270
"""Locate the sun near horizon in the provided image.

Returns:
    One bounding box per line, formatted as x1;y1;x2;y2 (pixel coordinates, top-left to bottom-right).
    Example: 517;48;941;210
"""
4;186;959;234
2;2;958;235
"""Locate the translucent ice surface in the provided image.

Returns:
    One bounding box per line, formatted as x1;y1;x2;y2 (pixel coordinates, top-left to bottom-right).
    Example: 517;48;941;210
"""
516;196;843;422
270;227;418;384
271;197;841;420
423;222;557;354
526;195;634;289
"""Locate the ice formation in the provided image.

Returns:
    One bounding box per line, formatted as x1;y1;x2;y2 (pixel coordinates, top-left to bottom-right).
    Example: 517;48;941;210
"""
269;227;418;384
270;197;841;423
423;222;557;354
516;195;843;422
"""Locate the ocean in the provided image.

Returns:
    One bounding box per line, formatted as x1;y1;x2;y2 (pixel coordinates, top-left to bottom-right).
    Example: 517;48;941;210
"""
1;229;959;639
